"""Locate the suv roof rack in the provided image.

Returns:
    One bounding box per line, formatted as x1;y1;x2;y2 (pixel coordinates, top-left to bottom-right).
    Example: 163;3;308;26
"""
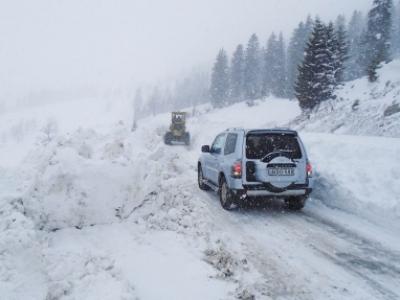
246;128;298;136
226;127;245;132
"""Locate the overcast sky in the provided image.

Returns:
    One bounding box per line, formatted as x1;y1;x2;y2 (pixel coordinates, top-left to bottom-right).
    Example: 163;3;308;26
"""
0;0;371;100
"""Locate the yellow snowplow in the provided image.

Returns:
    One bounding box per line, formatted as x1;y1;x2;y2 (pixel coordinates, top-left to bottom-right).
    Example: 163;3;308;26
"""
164;112;190;145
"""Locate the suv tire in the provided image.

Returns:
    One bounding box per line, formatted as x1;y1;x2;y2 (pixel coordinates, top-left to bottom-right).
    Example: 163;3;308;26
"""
285;196;307;211
198;165;210;191
219;176;237;211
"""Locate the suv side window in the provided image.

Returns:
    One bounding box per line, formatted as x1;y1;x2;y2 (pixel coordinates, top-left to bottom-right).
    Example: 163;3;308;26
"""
224;133;238;155
211;134;225;154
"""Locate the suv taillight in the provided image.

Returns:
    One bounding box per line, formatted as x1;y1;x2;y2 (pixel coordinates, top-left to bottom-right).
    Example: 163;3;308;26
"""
306;161;313;177
231;161;242;178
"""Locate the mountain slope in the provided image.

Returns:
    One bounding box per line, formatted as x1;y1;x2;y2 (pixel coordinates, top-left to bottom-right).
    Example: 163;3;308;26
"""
291;60;400;137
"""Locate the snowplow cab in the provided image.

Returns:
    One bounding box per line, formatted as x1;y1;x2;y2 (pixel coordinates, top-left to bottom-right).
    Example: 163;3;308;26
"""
164;112;190;145
171;112;186;125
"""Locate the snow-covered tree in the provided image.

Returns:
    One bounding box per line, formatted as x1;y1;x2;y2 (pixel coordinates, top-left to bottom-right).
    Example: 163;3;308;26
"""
40;119;59;144
262;32;277;96
286;16;313;98
325;22;338;94
346;10;367;80
210;49;230;107
367;52;384;81
365;0;393;81
392;1;400;57
244;34;262;101
263;33;287;98
274;33;287;98
295;19;336;110
230;44;245;102
333;16;349;85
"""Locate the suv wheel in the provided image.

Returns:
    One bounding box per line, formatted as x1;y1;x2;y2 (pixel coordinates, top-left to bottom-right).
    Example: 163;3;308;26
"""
198;165;210;191
219;176;237;211
285;196;307;211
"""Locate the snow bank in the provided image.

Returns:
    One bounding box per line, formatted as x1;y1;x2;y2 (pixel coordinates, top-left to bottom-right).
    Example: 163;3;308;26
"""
302;133;400;225
45;246;137;300
0;196;47;300
0;96;134;167
291;59;400;138
22;125;143;230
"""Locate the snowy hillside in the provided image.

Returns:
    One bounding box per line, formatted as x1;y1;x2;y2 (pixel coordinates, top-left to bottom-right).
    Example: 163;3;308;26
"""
291;60;400;137
1;96;400;299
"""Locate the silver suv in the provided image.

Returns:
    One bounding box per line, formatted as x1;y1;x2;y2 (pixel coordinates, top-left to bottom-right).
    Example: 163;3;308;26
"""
198;128;314;210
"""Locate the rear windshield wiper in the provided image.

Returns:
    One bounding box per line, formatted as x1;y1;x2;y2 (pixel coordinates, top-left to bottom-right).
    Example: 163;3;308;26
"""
261;150;294;163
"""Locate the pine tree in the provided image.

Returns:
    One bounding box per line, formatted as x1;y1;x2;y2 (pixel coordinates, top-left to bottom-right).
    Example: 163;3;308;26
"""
323;22;337;98
210;49;230;107
305;16;314;35
244;34;262;101
230;44;245;102
260;46;268;97
365;0;393;82
392;1;400;57
295;19;336;110
286;16;314;98
368;54;382;81
272;33;287;97
263;32;278;96
346;10;366;80
333;16;349;85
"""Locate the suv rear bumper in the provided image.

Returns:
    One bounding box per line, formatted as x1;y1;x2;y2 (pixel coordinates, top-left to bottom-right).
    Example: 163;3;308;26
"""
246;189;308;197
238;182;313;198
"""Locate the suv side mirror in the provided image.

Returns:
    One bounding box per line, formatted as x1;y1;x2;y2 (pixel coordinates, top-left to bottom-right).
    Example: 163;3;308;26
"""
201;145;210;153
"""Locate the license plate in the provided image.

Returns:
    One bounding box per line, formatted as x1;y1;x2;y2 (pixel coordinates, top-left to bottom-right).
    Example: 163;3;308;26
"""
268;167;294;176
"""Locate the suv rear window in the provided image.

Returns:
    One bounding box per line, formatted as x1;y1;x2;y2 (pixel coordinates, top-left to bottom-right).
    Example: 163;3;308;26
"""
246;133;302;160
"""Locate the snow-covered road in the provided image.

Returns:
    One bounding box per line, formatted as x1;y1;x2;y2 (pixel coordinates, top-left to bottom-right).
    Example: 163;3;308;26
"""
1;99;399;299
200;194;400;300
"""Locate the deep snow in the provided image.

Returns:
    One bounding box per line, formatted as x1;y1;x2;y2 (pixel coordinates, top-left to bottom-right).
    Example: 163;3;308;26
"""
1;90;400;298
